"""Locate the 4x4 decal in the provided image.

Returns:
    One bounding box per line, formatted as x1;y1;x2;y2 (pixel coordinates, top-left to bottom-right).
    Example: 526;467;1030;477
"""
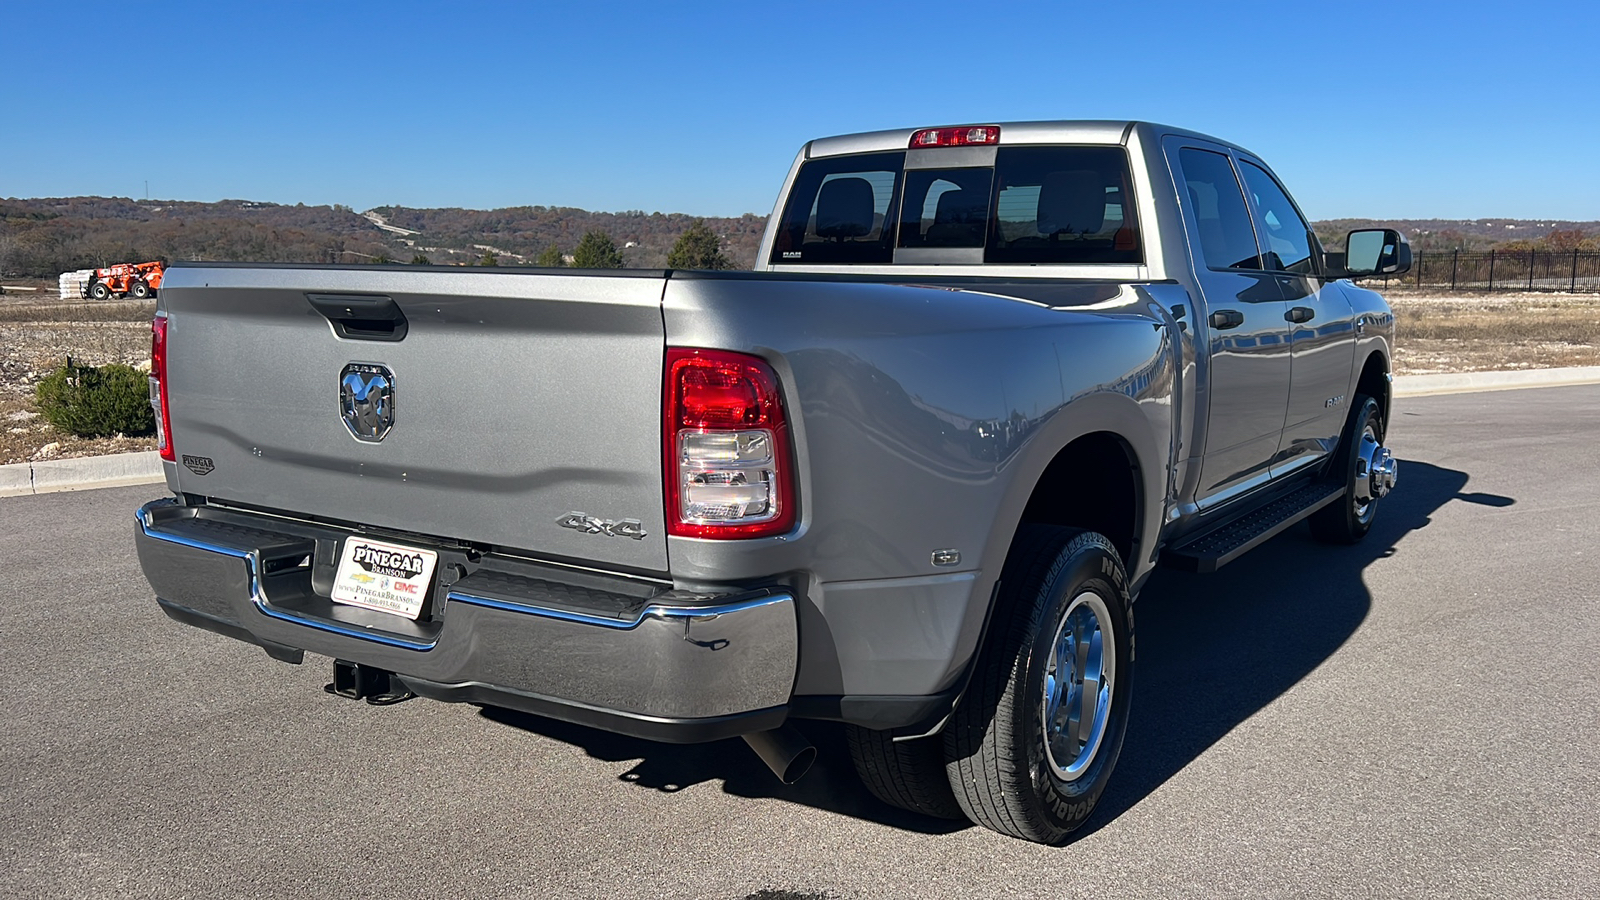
557;511;647;541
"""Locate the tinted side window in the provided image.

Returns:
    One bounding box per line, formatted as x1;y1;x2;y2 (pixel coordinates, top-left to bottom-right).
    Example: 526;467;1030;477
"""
1238;161;1314;274
1177;148;1262;270
986;146;1142;264
771;152;904;264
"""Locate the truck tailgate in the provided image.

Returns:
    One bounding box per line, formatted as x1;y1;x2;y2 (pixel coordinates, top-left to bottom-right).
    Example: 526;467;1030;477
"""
159;266;670;573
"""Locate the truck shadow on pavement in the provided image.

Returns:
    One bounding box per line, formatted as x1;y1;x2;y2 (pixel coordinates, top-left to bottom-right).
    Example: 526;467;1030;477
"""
480;711;966;835
482;459;1502;839
1079;458;1504;838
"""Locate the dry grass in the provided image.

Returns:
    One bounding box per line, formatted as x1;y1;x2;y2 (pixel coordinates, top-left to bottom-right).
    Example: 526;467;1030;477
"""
0;393;155;465
1;294;157;464
1389;292;1600;375
0;300;155;323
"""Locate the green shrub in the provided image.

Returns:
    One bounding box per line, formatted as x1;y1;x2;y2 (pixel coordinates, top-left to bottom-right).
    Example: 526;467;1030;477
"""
34;361;156;437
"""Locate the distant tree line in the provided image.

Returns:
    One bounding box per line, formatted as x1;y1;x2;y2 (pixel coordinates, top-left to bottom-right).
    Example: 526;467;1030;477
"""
1315;218;1600;254
518;221;735;270
0;198;393;276
366;204;764;270
11;196;1592;280
666;220;733;269
1484;228;1600;254
0;197;766;278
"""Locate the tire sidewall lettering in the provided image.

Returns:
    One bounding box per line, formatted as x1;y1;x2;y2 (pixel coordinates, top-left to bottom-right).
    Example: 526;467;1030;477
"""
1019;538;1134;833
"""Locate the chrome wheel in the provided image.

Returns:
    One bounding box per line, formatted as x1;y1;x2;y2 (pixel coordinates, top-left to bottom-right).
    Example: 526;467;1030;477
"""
1351;422;1397;522
1311;395;1390;545
1042;590;1115;782
947;527;1133;842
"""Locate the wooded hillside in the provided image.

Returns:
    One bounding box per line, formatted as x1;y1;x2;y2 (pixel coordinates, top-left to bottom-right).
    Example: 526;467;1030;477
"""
0;197;767;277
3;195;1594;278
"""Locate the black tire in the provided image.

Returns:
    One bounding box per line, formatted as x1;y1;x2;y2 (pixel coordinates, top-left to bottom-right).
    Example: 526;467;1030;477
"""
845;724;965;819
1310;394;1384;544
943;526;1134;843
89;282;110;301
131;281;150;299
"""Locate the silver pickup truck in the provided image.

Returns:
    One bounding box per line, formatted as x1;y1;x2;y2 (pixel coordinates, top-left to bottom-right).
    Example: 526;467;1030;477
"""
134;120;1408;844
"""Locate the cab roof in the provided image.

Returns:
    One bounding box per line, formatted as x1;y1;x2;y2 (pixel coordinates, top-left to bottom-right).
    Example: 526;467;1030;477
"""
805;120;1251;160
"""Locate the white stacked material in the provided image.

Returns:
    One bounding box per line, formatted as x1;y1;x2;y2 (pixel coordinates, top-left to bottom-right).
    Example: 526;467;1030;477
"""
58;270;95;300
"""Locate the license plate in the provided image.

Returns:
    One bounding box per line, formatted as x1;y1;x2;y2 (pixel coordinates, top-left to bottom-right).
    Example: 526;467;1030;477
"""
330;536;438;620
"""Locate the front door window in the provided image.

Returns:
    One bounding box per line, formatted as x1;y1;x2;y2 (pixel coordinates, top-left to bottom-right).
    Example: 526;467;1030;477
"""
1237;161;1315;275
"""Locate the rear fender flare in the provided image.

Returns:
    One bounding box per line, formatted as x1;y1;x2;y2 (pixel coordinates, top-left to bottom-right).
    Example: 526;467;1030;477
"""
924;390;1164;731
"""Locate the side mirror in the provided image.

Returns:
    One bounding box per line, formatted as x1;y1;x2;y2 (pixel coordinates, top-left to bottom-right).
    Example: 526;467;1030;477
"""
1340;228;1412;277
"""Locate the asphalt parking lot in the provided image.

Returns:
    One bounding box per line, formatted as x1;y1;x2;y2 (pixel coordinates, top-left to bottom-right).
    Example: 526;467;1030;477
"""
2;385;1597;899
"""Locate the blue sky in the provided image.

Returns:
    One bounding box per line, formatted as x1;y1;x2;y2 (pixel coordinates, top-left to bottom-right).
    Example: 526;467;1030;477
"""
4;1;1597;221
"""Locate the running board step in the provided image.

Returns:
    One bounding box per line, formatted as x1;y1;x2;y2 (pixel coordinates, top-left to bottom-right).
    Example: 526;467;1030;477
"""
1164;483;1346;574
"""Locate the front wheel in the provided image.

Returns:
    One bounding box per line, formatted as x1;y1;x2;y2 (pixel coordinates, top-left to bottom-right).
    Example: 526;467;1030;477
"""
944;526;1134;843
1310;394;1395;544
88;282;110;301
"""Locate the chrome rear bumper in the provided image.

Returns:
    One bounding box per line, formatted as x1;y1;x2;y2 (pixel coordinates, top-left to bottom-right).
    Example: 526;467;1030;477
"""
135;499;798;742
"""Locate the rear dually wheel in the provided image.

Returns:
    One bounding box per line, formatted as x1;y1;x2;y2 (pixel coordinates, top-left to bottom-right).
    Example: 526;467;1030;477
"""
1311;394;1395;544
943;526;1134;844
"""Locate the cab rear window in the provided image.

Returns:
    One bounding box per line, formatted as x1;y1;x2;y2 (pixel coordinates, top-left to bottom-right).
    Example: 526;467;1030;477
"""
771;152;904;264
770;146;1142;266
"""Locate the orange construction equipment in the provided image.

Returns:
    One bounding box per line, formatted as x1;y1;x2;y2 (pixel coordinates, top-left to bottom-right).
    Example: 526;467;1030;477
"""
86;260;165;300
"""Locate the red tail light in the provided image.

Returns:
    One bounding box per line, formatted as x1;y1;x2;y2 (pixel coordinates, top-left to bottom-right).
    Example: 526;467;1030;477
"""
150;315;174;462
909;125;1000;148
664;348;795;538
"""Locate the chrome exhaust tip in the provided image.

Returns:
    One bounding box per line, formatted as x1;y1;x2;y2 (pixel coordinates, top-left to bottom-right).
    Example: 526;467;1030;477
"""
742;725;816;784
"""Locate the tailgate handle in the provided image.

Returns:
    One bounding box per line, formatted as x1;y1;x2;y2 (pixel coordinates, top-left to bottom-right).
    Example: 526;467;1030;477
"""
307;294;409;342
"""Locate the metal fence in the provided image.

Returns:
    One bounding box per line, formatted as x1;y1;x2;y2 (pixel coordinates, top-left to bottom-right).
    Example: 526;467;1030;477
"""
1369;249;1600;293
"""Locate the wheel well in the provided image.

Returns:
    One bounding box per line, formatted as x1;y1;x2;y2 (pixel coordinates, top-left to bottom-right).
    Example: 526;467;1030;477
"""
1018;432;1141;565
1356;352;1390;424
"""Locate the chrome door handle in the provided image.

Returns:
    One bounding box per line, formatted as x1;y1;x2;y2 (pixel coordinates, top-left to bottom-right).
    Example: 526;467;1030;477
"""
1285;306;1315;324
1209;309;1245;330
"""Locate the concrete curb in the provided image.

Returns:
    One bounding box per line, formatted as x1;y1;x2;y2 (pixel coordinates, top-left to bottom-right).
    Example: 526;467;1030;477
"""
2;366;1598;498
0;451;163;498
1394;366;1600;398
